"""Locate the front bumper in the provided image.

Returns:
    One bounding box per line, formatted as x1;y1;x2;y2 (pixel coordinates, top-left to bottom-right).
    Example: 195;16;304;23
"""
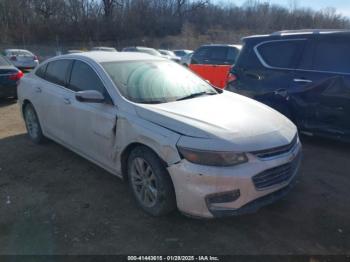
167;140;302;218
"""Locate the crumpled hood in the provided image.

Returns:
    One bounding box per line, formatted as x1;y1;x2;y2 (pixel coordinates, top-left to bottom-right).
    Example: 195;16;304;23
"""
134;91;297;151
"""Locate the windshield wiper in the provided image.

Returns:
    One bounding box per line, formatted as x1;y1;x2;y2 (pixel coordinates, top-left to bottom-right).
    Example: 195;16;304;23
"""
138;100;164;104
176;91;217;101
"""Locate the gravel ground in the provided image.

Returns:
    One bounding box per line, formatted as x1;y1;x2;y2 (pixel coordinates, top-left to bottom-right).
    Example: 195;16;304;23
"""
0;99;349;255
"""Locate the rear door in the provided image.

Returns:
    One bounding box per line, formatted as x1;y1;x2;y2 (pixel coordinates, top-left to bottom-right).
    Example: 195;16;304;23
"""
290;35;350;137
190;46;239;88
64;60;118;169
33;59;73;142
189;46;212;83
231;39;306;116
209;46;239;88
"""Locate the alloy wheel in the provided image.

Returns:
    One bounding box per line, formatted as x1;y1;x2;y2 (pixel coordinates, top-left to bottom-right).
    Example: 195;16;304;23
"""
130;157;158;208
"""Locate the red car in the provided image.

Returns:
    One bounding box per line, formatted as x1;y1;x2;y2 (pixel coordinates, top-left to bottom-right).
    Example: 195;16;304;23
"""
189;44;241;89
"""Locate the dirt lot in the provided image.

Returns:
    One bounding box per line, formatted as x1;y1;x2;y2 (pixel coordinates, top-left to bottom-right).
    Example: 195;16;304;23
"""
0;99;349;255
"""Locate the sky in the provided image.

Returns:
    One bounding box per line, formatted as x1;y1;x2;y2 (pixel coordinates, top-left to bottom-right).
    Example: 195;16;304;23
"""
217;0;350;17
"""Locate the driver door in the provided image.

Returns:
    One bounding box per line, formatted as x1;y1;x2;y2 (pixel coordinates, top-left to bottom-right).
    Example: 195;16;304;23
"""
64;60;118;170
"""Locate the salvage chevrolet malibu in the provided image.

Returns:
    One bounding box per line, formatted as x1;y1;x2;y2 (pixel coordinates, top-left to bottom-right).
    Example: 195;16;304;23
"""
18;52;302;218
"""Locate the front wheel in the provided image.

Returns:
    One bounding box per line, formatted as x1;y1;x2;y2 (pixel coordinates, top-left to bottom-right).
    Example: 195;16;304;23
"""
127;146;176;216
23;103;46;144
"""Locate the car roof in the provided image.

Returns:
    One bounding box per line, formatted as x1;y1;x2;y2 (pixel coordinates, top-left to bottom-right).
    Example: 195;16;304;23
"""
243;29;350;40
200;44;242;49
91;46;117;50
173;49;192;52
54;51;164;63
4;49;33;53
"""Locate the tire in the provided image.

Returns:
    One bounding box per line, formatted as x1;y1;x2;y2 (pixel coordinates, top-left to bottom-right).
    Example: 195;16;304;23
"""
23;103;46;144
127;146;176;216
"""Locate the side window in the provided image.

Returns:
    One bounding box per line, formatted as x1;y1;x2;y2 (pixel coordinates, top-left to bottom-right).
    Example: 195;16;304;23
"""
68;60;105;94
312;38;350;74
191;47;210;64
45;60;72;86
35;64;47;79
227;47;239;64
257;40;305;69
209;46;228;65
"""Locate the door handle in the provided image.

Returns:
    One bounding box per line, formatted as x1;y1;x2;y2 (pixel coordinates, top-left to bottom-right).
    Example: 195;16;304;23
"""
246;73;262;80
274;88;288;97
293;78;312;83
63;98;71;105
35;87;42;93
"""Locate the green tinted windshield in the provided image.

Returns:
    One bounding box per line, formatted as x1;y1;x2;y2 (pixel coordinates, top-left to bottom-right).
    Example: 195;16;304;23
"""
102;60;217;104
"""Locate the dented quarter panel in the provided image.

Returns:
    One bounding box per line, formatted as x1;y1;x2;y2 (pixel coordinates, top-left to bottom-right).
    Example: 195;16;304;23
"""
113;108;182;176
289;72;350;137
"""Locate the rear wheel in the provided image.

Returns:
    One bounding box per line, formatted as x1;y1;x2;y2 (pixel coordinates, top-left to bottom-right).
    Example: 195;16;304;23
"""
23;103;45;144
127;146;176;216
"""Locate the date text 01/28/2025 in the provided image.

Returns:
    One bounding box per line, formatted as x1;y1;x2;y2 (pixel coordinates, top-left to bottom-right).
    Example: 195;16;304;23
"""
127;256;220;261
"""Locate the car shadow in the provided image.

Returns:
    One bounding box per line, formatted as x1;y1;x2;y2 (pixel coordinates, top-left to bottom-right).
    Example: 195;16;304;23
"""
0;98;17;108
0;132;349;254
300;134;350;153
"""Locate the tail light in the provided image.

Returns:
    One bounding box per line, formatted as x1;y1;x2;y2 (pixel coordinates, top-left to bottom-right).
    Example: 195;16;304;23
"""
226;65;238;87
10;56;17;61
227;73;237;83
9;70;24;81
226;72;237;84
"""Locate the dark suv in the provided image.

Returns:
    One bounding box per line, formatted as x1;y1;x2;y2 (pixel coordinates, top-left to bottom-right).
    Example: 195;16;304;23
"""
227;29;350;142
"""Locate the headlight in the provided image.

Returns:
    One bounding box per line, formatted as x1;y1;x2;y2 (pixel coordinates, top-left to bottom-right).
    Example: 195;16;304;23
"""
177;146;248;166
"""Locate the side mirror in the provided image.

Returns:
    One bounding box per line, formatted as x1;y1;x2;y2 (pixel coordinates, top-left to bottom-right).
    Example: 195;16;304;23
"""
75;90;105;103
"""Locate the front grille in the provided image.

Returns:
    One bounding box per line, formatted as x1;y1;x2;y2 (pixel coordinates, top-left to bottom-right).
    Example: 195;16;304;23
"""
251;135;298;159
252;154;300;190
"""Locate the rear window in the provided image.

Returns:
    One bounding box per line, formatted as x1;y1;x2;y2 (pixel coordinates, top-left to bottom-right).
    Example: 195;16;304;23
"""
35;64;47;79
192;46;239;65
191;47;210;64
257;40;305;69
6;50;33;56
45;60;71;86
312;38;350;74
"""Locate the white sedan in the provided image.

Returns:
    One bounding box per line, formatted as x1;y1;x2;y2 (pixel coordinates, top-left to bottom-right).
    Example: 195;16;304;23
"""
3;49;39;69
18;52;302;218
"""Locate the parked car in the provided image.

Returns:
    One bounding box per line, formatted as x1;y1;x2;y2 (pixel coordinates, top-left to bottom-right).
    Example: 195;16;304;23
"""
0;56;23;99
180;52;193;67
173;49;193;58
158;49;181;63
3;49;39;70
226;29;350;142
122;46;162;57
66;50;85;54
91;47;117;52
189;44;242;88
18;52;301;218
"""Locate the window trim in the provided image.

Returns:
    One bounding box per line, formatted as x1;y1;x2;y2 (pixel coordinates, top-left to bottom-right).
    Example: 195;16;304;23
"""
191;46;211;64
33;57;115;105
253;38;350;76
35;63;48;79
309;38;350;75
44;59;73;87
67;59;113;104
254;38;307;70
